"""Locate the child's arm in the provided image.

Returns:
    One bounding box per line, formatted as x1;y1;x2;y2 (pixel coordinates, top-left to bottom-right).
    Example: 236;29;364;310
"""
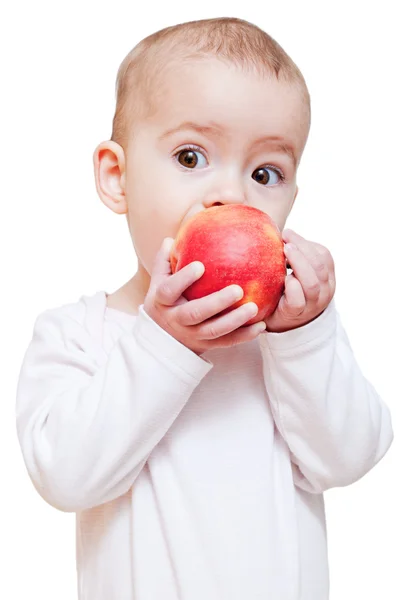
259;299;393;493
16;304;212;513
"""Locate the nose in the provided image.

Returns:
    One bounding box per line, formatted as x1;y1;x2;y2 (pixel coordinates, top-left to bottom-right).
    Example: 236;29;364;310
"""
202;173;247;209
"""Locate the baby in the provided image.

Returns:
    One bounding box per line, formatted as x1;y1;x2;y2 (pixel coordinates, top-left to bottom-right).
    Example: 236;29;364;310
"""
16;16;393;600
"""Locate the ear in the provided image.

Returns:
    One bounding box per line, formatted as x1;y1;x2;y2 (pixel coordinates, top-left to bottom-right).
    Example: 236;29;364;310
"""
93;141;127;214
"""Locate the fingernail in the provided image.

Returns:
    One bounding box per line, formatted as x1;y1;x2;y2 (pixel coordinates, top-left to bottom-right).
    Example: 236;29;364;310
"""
285;243;297;252
163;238;174;251
248;302;259;316
233;286;244;300
256;322;267;333
193;262;205;277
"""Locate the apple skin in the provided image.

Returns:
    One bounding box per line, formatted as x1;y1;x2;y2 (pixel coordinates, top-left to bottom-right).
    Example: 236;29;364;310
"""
170;204;286;325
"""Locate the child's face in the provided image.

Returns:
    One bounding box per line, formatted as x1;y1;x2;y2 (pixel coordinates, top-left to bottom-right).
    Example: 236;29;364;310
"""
112;59;309;278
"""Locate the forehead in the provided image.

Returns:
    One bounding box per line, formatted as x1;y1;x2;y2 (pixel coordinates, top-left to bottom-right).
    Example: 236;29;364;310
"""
144;58;309;154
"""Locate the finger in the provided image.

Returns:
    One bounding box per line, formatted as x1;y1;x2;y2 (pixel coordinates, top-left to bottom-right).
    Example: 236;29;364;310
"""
282;228;318;245
282;228;304;244
156;261;205;306
284;231;331;283
205;320;267;349
284;243;321;302
279;273;306;316
283;229;321;260
176;284;244;326
150;238;175;284
314;243;335;276
196;302;259;340
305;242;333;283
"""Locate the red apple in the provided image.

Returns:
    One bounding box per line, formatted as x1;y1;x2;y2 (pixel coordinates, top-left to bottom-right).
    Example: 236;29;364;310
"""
170;204;286;325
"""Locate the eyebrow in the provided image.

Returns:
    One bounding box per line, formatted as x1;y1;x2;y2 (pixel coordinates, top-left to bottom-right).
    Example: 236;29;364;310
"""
158;120;297;166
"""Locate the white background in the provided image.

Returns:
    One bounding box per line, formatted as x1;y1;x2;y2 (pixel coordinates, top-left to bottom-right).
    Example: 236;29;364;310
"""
1;0;399;598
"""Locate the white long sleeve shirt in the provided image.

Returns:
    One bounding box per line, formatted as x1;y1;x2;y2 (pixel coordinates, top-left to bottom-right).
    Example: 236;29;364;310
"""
16;290;393;600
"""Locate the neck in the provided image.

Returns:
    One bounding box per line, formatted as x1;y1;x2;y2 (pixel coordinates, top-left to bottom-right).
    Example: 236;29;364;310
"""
106;263;151;316
132;263;151;303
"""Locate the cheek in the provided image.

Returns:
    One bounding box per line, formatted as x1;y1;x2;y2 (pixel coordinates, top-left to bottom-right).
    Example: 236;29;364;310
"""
255;198;294;232
272;182;297;226
131;228;162;274
126;188;191;273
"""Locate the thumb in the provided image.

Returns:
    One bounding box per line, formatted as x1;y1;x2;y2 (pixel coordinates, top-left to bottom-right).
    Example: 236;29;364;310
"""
150;237;175;283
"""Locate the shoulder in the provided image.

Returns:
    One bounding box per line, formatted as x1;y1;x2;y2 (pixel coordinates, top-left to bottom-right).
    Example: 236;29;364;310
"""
32;291;109;358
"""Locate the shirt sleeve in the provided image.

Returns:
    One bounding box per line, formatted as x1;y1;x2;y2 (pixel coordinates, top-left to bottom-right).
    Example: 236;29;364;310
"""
258;300;394;494
16;305;213;512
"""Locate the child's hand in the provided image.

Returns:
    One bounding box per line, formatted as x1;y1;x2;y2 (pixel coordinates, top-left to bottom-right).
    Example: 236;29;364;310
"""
264;229;336;333
143;238;267;355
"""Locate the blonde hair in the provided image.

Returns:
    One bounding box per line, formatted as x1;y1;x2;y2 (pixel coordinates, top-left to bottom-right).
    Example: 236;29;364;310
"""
111;17;311;147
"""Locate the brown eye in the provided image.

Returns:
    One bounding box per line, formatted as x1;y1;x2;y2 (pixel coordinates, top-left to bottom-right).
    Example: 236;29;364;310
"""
178;150;198;168
252;167;281;186
253;168;270;184
175;146;207;169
